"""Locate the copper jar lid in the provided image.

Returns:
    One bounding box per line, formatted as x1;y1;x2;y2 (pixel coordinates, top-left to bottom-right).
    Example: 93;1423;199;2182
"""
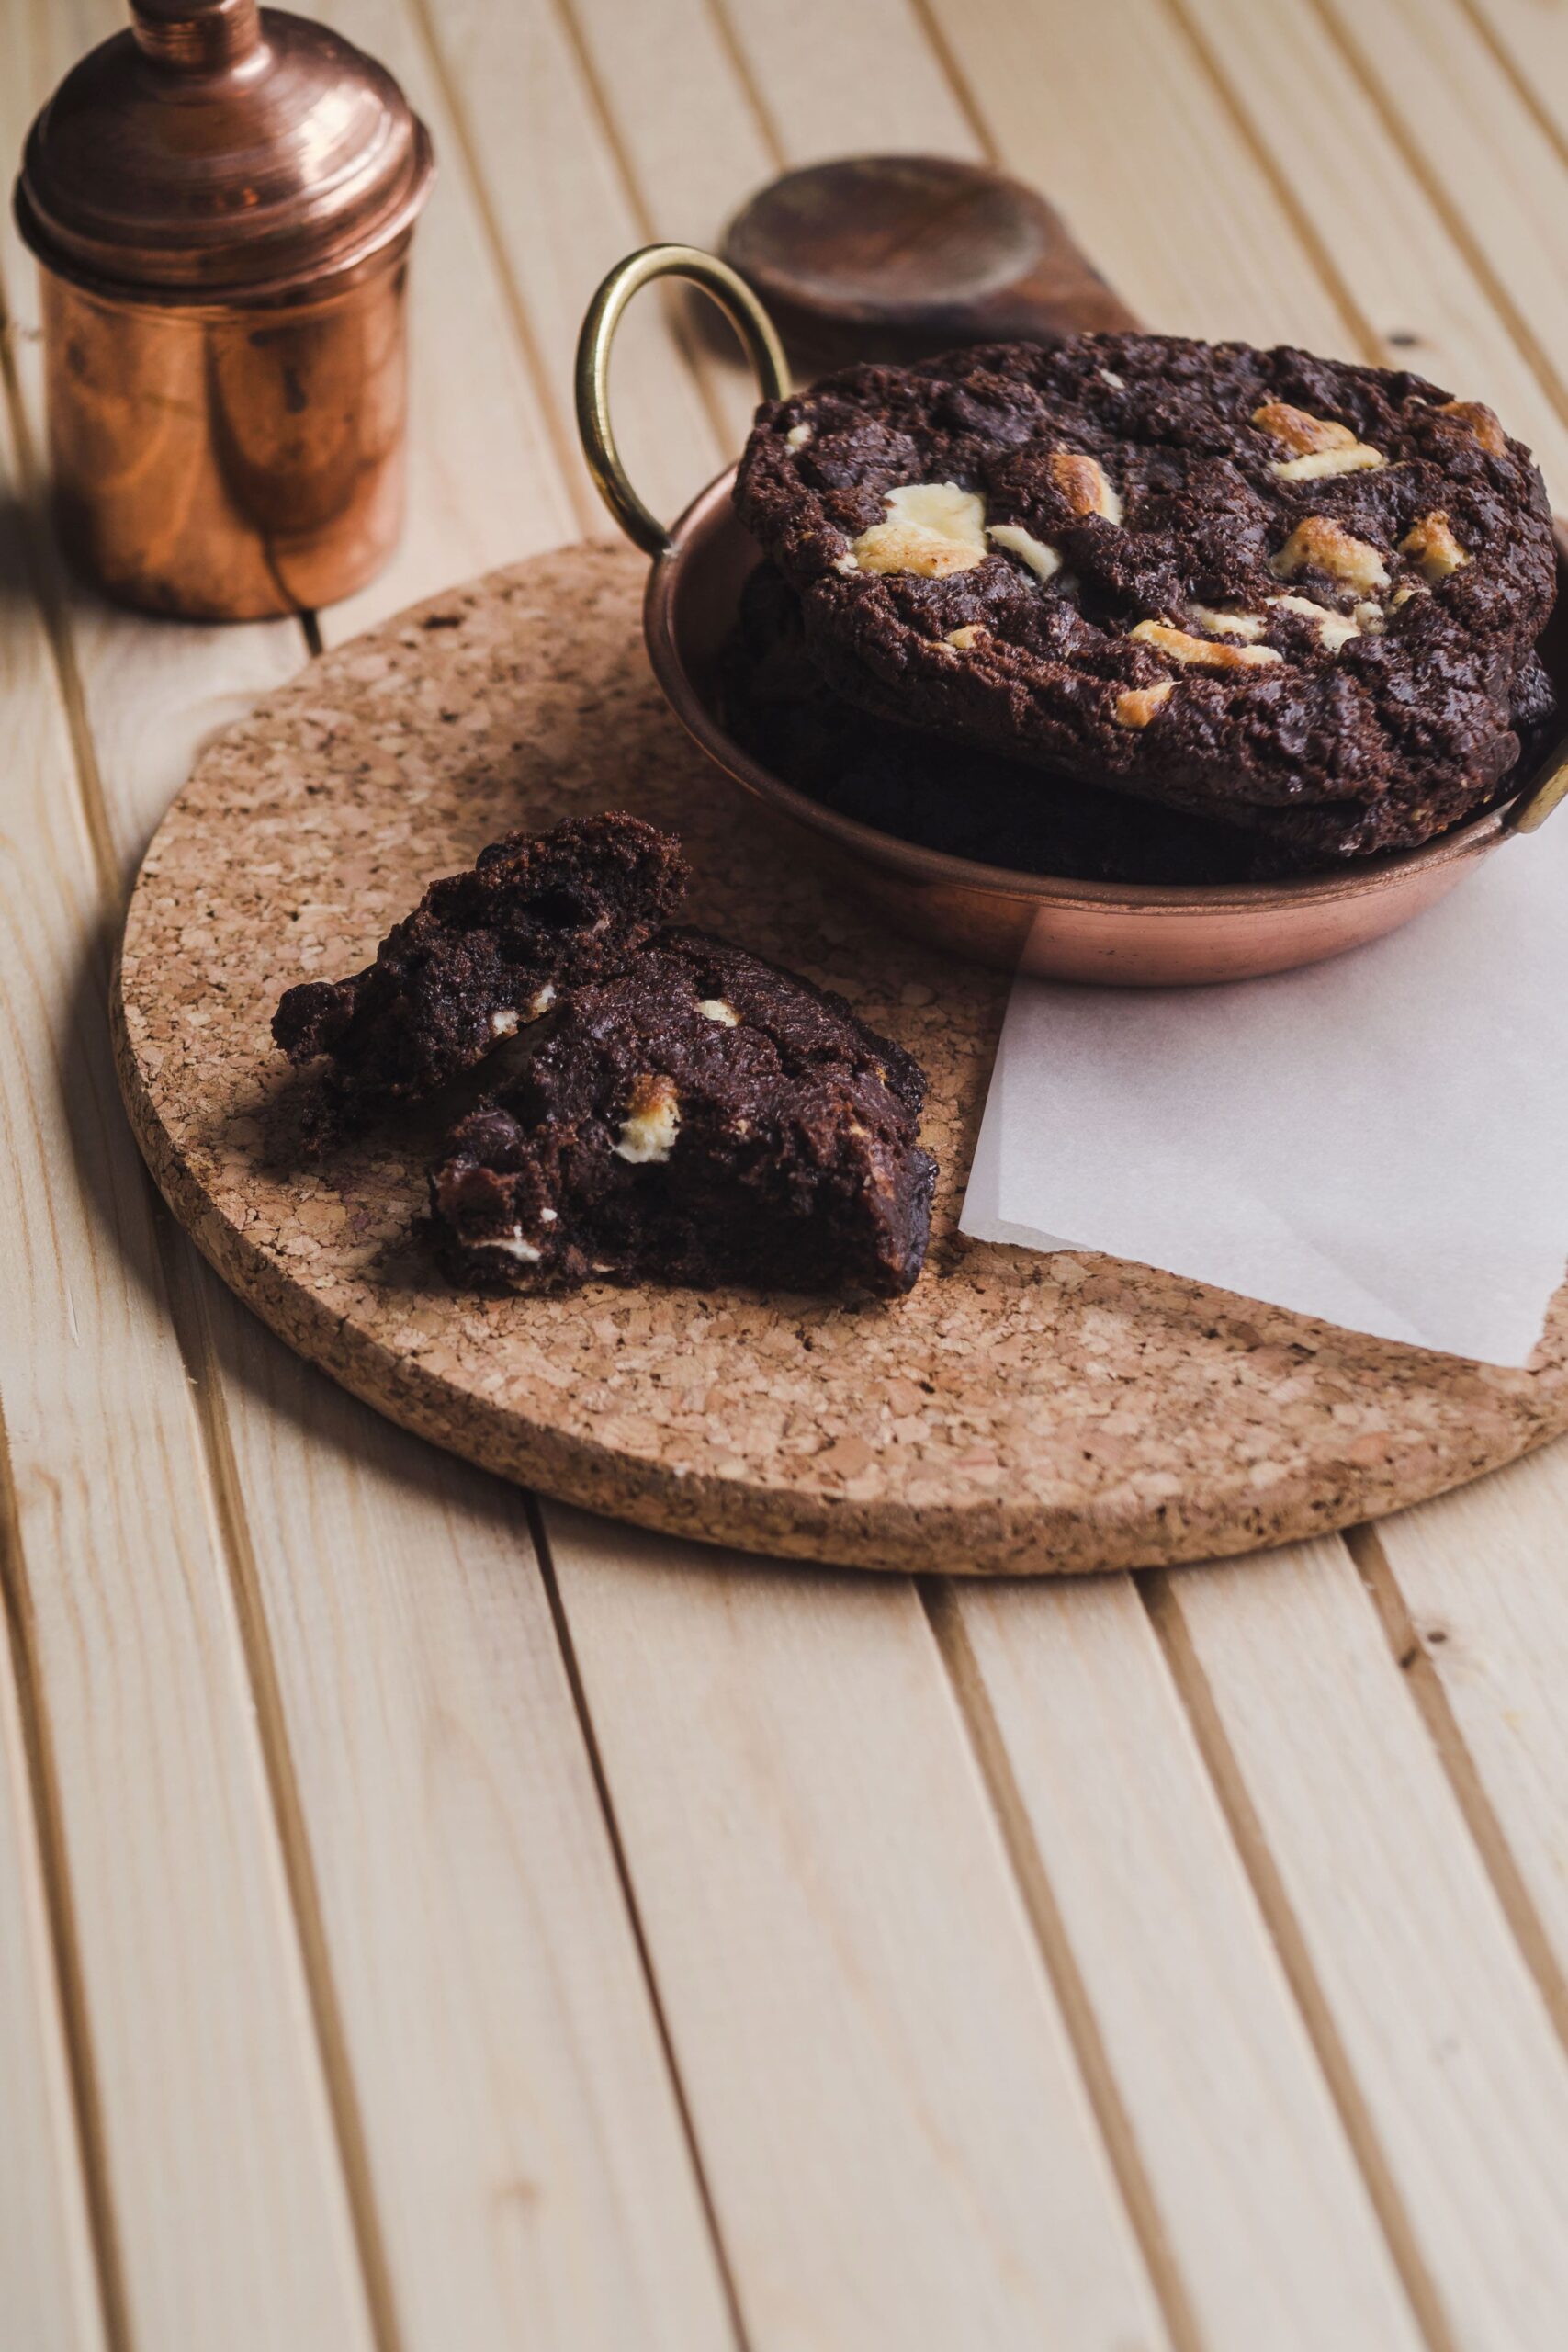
13;0;434;306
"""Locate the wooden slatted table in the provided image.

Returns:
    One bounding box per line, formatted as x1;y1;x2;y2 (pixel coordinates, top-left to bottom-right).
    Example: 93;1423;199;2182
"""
5;5;1568;2347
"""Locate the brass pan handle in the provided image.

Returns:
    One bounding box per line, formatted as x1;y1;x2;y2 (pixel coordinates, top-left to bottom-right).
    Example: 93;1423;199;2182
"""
576;243;789;558
1506;741;1568;834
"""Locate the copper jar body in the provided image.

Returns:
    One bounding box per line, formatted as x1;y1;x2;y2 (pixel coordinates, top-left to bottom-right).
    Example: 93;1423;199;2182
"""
39;246;412;621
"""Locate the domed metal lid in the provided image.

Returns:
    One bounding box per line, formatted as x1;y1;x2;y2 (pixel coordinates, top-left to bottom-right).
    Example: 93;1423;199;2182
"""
14;0;434;304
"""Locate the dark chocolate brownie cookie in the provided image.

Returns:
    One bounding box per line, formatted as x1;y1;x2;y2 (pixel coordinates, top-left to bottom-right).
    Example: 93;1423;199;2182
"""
734;335;1557;854
429;930;935;1296
273;812;687;1116
722;560;1302;881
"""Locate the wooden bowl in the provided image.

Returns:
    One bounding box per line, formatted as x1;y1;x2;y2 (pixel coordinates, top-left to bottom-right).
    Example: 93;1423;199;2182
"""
580;245;1568;987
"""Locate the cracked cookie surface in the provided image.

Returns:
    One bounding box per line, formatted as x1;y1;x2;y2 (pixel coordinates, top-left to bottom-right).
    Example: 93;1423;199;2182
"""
735;334;1557;855
430;929;936;1297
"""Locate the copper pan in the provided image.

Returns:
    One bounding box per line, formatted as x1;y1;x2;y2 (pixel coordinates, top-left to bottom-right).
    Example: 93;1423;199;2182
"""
577;244;1568;987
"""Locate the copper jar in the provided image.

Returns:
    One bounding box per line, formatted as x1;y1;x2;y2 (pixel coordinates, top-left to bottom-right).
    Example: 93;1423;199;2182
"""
13;0;434;620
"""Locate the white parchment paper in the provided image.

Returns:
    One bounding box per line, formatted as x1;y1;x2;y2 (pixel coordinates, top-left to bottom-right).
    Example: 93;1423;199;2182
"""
960;813;1568;1364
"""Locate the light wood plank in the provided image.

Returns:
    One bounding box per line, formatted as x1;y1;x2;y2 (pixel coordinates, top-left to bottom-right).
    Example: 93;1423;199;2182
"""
1366;1446;1568;2012
312;0;580;639
1316;0;1568;408
192;1276;739;2352
1179;0;1568;499
946;1575;1423;2352
1466;0;1568;154
0;1528;107;2352
718;0;980;163
420;0;726;530
922;0;1355;350
547;1514;1171;2352
0;384;375;2352
1162;1538;1568;2352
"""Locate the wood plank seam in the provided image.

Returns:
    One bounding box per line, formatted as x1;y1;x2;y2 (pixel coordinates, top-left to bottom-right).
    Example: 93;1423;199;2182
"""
1306;0;1568;436
0;1399;129;2352
919;1579;1206;2352
167;1253;408;2352
537;0;763;471
903;0;1004;164
1164;0;1390;365
1346;1521;1568;2056
1138;1567;1461;2352
1453;0;1568;175
525;1498;753;2352
693;0;787;174
402;0;604;536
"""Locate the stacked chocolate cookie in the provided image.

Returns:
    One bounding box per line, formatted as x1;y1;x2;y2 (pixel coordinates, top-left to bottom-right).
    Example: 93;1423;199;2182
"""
730;334;1557;871
274;813;935;1297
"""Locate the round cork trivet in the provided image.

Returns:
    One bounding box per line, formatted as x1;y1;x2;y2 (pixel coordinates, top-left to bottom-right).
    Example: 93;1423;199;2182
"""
113;542;1568;1575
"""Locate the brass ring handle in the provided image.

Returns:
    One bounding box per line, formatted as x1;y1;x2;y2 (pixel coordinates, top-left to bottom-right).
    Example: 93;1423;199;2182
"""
576;243;789;559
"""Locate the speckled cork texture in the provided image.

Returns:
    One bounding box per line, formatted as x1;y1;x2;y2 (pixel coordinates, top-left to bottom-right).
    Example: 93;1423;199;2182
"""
113;542;1568;1575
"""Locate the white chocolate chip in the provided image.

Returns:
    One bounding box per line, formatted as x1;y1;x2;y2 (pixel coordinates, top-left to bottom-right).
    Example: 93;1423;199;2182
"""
944;623;987;650
1271;516;1391;595
1267;593;1362;651
1352;599;1386;635
527;982;558;1018
1389;578;1428;611
1401;509;1470;581
1188;605;1267;640
1113;680;1175;729
539;1206;558;1223
1049;449;1123;524
490;1008;520;1037
848;482;987;577
475;1229;543;1264
987;523;1063;581
1100;368;1125;390
1129;619;1282;669
699;998;740;1025
614;1072;681;1164
786;422;813;448
1271;444;1385;481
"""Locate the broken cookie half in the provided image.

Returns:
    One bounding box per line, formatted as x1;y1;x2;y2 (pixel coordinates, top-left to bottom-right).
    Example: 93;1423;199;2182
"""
430;930;936;1297
272;810;688;1124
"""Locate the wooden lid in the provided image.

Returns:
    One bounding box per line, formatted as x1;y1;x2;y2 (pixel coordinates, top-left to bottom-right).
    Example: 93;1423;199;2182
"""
722;154;1137;368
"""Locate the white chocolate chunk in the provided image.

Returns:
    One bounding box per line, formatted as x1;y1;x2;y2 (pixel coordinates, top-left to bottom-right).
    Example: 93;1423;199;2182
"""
614;1072;681;1164
1270;516;1390;594
988;523;1063;581
1438;400;1506;456
1271;444;1385;481
1352;599;1386;635
1113;681;1175;729
528;982;558;1018
1389;578;1428;611
786;422;813;448
1049;449;1123;524
1267;594;1362;651
490;1008;520;1036
1100;368;1126;390
1401;510;1470;581
1129;619;1282;670
944;624;987;650
1252;400;1359;457
476;1230;543;1264
1188;605;1267;640
699;998;740;1025
848;482;987;577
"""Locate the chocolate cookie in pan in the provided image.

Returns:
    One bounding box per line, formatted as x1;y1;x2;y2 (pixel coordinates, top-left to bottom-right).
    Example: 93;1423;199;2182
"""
430;929;936;1298
734;334;1557;853
273;811;688;1121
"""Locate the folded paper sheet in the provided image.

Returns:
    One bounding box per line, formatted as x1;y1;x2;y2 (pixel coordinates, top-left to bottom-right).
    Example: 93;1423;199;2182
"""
960;815;1568;1366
